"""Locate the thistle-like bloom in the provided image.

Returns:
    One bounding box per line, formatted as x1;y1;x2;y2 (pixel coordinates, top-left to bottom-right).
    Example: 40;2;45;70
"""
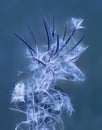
11;14;87;130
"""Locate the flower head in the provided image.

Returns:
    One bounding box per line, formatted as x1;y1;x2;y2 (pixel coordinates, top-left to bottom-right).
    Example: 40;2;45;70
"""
71;17;84;30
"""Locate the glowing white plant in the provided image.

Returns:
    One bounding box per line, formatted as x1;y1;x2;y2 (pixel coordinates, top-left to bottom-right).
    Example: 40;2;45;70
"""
11;14;87;130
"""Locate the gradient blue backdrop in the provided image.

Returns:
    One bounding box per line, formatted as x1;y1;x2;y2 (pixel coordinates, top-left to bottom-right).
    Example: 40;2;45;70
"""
0;0;102;130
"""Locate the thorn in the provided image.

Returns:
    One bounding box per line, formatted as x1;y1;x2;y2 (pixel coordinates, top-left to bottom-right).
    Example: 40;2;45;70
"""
54;34;59;55
27;24;39;53
14;33;36;54
52;15;55;37
68;35;85;53
64;28;75;45
62;25;67;41
41;11;52;51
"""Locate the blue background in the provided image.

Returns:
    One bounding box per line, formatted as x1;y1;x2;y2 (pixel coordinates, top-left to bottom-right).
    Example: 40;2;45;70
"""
0;0;102;130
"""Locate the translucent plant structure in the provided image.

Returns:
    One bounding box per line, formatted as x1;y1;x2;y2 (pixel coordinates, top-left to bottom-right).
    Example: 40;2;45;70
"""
11;14;87;130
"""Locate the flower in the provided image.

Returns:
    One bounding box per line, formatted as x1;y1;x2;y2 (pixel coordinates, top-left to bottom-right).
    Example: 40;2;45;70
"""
71;17;84;30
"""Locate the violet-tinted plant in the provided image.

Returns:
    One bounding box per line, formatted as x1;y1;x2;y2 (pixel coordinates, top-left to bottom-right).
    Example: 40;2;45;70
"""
11;14;87;130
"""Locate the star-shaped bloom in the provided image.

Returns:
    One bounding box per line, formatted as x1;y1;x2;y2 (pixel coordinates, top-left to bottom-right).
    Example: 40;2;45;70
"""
71;17;84;30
